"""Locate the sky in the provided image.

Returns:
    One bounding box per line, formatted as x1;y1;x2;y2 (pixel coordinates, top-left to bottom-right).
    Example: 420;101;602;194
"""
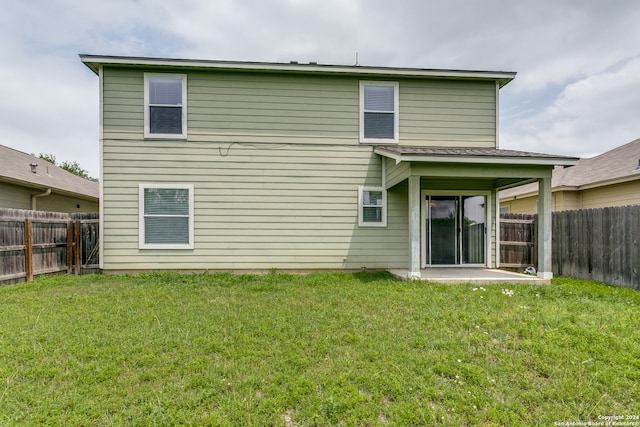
1;0;640;179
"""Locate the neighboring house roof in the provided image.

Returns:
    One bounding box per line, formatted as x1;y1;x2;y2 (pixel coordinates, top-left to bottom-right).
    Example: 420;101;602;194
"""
501;138;640;199
375;146;578;166
0;144;99;200
80;54;517;88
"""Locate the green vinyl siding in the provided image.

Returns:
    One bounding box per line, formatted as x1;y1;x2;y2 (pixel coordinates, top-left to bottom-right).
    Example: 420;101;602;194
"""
102;70;143;138
98;66;504;271
0;182;32;209
385;158;411;189
102;68;497;146
0;182;98;213
102;68;358;143
33;195;98;213
399;80;496;147
188;72;357;140
101;141;408;271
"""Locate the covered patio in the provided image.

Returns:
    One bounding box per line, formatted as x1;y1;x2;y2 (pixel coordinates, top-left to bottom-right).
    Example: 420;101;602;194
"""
377;146;578;280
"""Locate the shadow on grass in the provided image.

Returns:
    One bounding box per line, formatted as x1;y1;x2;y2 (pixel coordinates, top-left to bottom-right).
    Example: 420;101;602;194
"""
351;270;401;283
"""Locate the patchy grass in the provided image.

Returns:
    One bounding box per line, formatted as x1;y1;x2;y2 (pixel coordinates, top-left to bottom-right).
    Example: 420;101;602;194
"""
0;272;638;425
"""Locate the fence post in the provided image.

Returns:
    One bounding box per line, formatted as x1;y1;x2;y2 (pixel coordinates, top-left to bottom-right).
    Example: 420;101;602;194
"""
74;221;81;275
24;218;33;282
66;220;73;274
532;214;538;270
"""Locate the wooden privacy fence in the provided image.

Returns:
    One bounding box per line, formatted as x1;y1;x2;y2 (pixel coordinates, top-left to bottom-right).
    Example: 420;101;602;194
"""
500;207;640;290
0;209;99;285
553;205;639;290
499;213;537;270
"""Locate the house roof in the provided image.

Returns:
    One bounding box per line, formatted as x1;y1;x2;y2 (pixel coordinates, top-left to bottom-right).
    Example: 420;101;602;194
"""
501;138;640;198
375;146;579;167
80;54;517;88
0;145;99;201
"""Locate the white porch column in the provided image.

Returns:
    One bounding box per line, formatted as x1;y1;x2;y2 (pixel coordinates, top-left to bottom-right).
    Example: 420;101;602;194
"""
491;189;498;269
537;177;553;279
408;175;421;279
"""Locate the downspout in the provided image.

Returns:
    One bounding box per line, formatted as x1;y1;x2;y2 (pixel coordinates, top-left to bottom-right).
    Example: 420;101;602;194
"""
495;81;500;149
31;188;51;210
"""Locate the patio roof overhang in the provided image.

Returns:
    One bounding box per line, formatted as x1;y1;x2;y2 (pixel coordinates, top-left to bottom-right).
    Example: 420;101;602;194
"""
375;146;578;280
375;146;579;190
375;146;579;167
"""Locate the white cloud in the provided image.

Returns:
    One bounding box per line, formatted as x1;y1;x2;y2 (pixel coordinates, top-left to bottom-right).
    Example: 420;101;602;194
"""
1;0;640;178
0;51;99;175
501;56;640;157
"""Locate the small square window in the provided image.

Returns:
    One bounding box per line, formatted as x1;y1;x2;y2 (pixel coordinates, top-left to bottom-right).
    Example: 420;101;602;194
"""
144;73;187;138
360;81;399;143
358;186;387;227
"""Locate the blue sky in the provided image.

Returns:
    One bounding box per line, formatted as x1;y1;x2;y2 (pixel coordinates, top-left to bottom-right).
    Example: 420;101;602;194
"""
1;0;640;178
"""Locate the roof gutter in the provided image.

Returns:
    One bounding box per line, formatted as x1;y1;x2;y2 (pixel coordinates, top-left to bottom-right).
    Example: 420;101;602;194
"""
31;188;51;210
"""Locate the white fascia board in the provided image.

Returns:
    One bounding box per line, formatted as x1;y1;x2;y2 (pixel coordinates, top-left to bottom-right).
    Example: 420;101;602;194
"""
374;148;403;164
374;149;578;167
504;173;640;196
428;156;578;166
79;55;516;85
496;179;539;192
500;185;581;200
0;176;98;201
577;173;640;190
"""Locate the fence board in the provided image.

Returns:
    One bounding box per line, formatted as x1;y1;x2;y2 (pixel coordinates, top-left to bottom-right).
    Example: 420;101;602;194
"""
550;206;639;290
0;209;100;284
4;207;639;289
593;209;604;283
500;213;536;270
74;221;80;275
503;206;640;290
25;219;33;282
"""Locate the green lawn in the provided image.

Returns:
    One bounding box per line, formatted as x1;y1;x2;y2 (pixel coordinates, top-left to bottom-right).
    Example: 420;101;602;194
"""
0;272;638;426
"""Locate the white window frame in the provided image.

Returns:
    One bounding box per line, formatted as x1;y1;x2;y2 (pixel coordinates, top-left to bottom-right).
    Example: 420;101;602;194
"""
144;73;187;139
139;183;194;249
358;186;387;227
359;81;399;144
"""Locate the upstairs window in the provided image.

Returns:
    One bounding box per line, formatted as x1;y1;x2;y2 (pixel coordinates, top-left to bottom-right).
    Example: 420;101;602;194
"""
360;81;399;143
139;184;194;249
144;73;187;138
358;186;387;227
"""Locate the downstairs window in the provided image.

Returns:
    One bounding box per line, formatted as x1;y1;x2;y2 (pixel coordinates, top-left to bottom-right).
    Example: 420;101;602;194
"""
139;184;194;249
358;186;387;227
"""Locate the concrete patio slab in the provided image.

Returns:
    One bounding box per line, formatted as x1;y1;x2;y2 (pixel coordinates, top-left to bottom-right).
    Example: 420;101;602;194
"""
388;268;550;285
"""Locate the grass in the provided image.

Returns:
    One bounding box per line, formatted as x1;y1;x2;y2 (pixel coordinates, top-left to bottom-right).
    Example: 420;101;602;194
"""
0;272;638;426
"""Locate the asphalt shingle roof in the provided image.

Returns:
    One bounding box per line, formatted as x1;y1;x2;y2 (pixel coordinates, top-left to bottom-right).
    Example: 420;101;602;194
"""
0;145;98;200
501;138;640;197
376;145;573;159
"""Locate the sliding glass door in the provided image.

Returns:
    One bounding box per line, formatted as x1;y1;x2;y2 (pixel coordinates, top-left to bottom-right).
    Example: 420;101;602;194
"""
424;194;487;266
429;197;458;264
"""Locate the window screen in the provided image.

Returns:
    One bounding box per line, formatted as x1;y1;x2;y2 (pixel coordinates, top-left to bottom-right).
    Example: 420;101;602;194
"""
142;187;191;245
362;189;384;222
361;82;398;141
146;75;185;136
359;186;386;226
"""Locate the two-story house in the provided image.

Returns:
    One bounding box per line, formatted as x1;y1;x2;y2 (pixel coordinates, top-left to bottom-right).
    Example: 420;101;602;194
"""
81;55;576;280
